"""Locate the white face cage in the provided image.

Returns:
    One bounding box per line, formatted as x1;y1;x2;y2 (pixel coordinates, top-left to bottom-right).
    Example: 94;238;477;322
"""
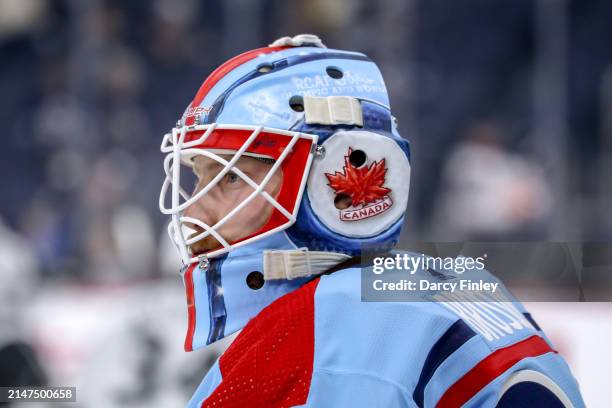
159;123;318;265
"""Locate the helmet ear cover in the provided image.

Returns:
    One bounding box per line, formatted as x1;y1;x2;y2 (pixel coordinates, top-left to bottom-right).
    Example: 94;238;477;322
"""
286;100;411;253
306;129;411;238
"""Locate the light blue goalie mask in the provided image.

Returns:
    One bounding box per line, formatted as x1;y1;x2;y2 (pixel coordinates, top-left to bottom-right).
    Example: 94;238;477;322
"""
159;34;412;349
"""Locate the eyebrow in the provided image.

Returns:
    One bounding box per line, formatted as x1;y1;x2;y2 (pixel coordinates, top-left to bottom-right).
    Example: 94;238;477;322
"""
194;158;236;178
194;155;271;177
202;161;225;173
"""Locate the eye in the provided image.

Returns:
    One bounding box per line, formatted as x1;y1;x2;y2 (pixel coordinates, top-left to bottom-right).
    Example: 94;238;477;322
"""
226;172;239;184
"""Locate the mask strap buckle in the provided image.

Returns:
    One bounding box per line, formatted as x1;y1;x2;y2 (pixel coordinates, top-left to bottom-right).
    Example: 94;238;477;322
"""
263;248;351;280
304;96;364;127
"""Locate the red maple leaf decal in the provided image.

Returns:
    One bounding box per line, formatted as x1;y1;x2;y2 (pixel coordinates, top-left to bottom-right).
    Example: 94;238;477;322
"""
325;148;392;207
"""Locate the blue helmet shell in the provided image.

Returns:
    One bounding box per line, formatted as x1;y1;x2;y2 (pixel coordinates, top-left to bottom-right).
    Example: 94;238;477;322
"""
183;43;411;255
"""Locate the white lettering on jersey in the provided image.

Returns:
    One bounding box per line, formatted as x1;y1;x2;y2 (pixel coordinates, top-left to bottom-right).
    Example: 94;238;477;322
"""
435;291;532;342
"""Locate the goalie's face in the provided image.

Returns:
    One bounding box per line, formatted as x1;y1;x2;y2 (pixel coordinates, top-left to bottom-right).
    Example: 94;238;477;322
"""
159;124;318;264
184;155;283;256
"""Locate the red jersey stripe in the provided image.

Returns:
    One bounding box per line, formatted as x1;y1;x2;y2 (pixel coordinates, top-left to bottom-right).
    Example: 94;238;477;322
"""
437;335;556;408
201;277;320;407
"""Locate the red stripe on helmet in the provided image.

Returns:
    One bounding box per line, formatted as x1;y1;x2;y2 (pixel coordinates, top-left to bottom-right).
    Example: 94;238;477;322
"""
185;45;289;125
183;263;198;352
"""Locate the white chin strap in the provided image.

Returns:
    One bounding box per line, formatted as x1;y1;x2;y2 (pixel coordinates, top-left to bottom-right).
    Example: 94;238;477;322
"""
263;248;351;280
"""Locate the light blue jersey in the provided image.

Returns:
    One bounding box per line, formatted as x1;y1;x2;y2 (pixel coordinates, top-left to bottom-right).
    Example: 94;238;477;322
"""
188;257;585;407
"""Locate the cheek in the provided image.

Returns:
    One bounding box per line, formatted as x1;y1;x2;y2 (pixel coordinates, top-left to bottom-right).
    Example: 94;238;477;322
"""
248;195;274;214
221;186;251;206
220;195;274;239
235;195;273;222
213;173;282;241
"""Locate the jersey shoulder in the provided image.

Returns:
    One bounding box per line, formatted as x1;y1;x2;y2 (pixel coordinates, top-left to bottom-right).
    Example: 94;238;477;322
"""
195;263;584;408
311;265;584;407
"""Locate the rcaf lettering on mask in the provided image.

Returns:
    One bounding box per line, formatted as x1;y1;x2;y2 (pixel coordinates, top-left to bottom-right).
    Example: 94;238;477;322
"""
325;148;393;221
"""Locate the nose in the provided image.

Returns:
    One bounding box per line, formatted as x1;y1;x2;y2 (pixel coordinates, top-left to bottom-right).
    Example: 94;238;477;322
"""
183;194;218;228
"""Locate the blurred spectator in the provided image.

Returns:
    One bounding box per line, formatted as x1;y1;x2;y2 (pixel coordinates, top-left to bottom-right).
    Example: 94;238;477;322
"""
0;218;47;388
432;120;552;240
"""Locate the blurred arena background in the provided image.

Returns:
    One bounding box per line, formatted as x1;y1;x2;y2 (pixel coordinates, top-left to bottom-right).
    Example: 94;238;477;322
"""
0;0;611;406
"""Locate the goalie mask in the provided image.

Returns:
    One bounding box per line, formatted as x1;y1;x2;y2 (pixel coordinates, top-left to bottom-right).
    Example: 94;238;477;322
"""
159;35;411;349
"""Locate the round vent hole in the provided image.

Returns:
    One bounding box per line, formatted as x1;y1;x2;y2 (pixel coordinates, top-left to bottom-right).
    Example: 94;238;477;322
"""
334;194;352;209
349;149;367;167
289;95;304;112
326;66;344;79
246;271;265;290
